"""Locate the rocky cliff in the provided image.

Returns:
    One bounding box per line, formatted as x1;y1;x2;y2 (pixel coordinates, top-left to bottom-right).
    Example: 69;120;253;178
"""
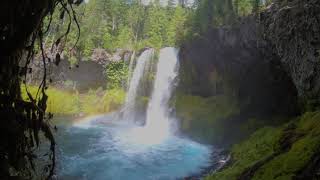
177;19;298;146
179;19;298;117
261;0;320;109
176;0;320;146
177;0;320;178
28;59;105;92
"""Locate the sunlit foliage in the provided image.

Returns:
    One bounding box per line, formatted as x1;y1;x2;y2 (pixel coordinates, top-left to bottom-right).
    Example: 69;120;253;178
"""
22;86;126;115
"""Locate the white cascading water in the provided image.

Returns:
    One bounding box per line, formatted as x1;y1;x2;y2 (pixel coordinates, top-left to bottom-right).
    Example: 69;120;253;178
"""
60;48;213;180
122;49;154;121
144;47;179;141
126;51;136;87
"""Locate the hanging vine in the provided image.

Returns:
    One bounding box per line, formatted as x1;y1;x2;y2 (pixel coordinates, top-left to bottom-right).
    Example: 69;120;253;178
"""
0;0;81;179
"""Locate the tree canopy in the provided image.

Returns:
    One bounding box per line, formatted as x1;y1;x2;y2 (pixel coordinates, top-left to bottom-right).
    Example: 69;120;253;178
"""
45;0;269;62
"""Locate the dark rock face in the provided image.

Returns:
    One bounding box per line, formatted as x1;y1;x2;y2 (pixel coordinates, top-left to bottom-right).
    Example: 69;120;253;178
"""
179;18;298;118
179;0;320;114
261;0;320;107
177;0;320;149
177;21;299;147
63;60;106;91
29;59;106;92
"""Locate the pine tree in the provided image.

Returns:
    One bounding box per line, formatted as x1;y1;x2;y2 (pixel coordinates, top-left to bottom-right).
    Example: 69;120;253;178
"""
167;5;187;46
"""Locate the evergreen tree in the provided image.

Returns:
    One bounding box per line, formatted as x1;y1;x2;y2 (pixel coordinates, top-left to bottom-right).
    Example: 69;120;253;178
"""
144;4;169;48
45;0;262;57
167;5;187;46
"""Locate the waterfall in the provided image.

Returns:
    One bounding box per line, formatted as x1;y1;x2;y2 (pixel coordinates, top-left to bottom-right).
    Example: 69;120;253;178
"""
126;51;136;88
122;49;154;121
145;47;179;137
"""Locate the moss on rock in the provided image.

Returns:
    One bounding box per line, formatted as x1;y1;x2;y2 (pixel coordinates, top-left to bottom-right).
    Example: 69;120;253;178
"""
175;93;240;144
206;111;320;180
206;127;280;180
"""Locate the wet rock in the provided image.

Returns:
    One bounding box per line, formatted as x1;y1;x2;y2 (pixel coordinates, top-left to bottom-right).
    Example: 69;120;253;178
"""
28;59;105;92
179;17;299;119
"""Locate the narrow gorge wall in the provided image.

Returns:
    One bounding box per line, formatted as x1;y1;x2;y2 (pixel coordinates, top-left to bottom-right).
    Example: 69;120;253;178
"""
261;0;320;109
179;20;299;114
176;12;309;146
176;0;320;147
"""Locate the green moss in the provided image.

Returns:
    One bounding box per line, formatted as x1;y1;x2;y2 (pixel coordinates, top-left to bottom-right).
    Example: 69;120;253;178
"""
252;111;320;180
175;93;240;143
253;135;320;180
206;111;320;180
297;111;320;135
78;88;126;115
206;127;281;180
176;94;239;122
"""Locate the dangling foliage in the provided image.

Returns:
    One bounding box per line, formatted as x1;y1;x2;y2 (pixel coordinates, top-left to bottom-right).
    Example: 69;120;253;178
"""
0;0;81;179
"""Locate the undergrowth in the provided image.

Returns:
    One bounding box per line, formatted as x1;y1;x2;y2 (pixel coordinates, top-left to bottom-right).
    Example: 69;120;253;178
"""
22;86;125;115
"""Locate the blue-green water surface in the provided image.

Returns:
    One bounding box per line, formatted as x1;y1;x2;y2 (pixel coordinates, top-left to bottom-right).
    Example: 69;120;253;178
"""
54;115;214;180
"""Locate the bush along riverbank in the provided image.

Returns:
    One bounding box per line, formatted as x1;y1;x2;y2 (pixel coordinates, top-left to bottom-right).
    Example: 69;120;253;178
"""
21;86;126;116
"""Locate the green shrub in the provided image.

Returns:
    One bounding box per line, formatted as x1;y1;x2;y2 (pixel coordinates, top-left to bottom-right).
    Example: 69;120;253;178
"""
81;88;126;115
105;61;128;89
81;89;102;115
22;86;126;116
100;88;126;113
21;86;81;115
